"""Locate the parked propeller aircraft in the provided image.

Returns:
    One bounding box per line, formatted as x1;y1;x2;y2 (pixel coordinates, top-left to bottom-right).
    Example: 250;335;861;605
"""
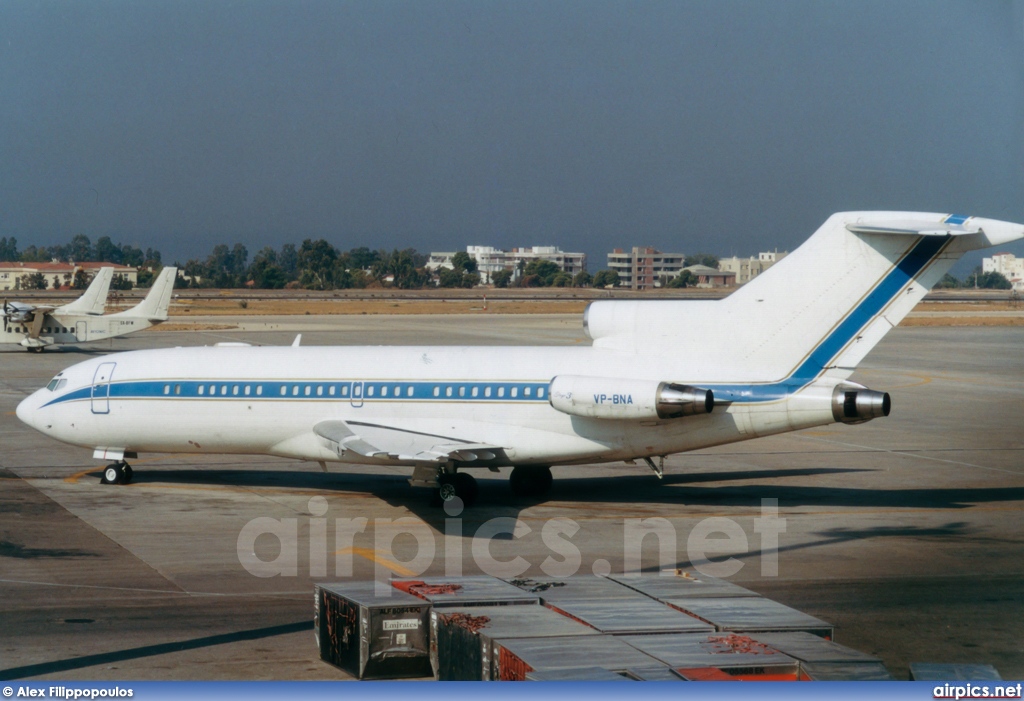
2;267;177;352
16;213;1024;504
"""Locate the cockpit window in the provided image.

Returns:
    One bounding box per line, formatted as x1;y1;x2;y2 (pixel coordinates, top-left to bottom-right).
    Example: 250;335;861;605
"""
46;378;68;392
46;379;59;391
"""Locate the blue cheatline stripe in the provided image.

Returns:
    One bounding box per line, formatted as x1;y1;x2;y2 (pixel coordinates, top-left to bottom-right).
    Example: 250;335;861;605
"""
39;235;950;412
41;379;551;409
706;234;949;403
944;213;969;225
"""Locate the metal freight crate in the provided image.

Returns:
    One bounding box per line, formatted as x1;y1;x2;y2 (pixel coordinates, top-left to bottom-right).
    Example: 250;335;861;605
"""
432;605;599;680
625;666;687;681
750;632;889;680
494;635;660;681
392;575;539;607
525;667;632;681
506;575;644;602
801;662;894;680
544;597;714;635
666;596;834;638
607;570;759;601
315;581;432;680
622;632;801;681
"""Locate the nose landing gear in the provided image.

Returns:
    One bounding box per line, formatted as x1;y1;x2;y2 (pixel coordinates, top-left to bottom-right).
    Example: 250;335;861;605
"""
100;462;133;485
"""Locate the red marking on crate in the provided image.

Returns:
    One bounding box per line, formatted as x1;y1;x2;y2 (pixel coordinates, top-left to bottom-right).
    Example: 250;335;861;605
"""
498;647;533;681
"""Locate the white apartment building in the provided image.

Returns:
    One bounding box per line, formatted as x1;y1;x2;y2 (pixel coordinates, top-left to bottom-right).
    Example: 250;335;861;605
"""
428;246;586;284
606;247;686;290
983;252;1024;291
718;250;789;285
0;261;137;291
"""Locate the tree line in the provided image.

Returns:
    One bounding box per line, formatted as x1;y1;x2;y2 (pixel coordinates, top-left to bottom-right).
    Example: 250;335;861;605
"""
2;234;731;291
935;270;1013;290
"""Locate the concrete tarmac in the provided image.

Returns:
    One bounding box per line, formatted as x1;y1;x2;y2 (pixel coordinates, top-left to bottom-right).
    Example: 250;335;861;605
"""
1;316;1022;680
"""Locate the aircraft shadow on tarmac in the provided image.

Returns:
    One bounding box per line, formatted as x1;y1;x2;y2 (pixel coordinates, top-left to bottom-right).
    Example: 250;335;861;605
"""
73;465;1024;524
0;620;309;681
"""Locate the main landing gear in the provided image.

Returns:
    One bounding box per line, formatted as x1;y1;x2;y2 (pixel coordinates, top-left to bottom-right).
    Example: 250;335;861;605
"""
509;466;552;499
100;461;133;485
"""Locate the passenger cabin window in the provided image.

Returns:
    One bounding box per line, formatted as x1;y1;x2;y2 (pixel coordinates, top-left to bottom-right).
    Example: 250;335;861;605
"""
511;387;518;398
244;386;251;396
538;387;545;399
445;386;453;397
367;386;375;397
472;387;479;398
256;385;263;396
498;387;505;398
433;387;440;397
381;386;388;397
407;386;414;397
525;387;532;397
485;387;492;398
292;386;299;396
175;384;181;395
199;386;205;395
328;386;335;396
342;385;349;397
280;386;287;396
232;386;239;396
221;385;228;395
304;386;311;396
459;387;466;397
317;386;323;396
164;385;170;395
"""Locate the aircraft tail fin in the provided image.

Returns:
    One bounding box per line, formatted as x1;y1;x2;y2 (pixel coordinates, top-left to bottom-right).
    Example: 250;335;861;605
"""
586;212;1024;383
114;267;177;322
55;267;113;316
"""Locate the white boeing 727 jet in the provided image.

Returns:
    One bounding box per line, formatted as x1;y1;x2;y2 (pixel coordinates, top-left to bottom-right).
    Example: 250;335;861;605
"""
16;213;1024;504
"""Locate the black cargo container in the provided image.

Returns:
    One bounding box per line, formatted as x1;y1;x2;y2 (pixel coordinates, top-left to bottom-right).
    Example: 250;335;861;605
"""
505;575;643;602
607;571;759;600
621;632;801;680
392;575;540;607
494;635;660;681
433;605;600;680
315;582;432;680
665;596;834;638
544;597;714;635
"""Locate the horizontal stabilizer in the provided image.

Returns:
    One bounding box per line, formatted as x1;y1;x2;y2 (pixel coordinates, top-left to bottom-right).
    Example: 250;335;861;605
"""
846;219;980;237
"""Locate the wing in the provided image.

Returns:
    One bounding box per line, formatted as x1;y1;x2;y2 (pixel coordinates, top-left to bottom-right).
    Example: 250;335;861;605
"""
313;419;506;464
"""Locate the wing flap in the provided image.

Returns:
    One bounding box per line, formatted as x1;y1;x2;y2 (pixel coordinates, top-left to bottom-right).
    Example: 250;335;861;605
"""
313;420;506;464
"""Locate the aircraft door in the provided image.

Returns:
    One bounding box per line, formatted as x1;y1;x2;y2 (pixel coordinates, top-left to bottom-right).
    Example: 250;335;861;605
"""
76;321;87;342
350;381;364;408
91;362;116;414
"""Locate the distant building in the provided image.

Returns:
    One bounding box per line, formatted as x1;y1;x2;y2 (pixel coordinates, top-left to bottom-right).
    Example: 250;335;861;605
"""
718;250;788;285
683;264;735;288
606;247;686;290
983;252;1024;291
427;246;586;284
0;261;137;291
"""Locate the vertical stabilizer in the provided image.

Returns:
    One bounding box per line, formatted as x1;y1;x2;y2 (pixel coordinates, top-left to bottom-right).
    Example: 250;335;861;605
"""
55;267;113;316
111;267;177;322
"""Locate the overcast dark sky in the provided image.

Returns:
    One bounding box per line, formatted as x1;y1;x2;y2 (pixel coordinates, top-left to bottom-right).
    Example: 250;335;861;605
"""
2;1;1022;274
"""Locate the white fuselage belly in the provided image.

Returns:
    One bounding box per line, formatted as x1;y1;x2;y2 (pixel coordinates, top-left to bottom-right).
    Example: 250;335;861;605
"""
33;344;836;467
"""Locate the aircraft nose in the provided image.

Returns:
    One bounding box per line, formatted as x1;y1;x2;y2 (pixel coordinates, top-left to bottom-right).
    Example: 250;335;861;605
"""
16;392;41;430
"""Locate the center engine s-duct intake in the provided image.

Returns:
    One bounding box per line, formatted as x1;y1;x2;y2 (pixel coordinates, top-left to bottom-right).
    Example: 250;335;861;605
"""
549;375;714;421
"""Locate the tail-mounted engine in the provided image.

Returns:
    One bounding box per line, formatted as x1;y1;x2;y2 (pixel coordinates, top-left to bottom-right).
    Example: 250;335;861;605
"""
549;375;714;421
832;384;891;424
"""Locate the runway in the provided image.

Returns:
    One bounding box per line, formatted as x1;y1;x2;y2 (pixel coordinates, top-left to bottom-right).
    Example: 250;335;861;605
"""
1;315;1022;680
